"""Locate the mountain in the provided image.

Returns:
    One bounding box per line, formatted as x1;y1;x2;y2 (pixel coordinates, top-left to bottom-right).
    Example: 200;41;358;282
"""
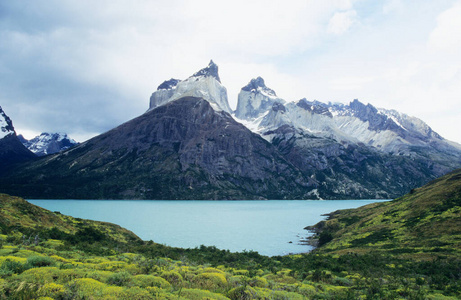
234;77;285;120
233;78;461;198
306;168;461;258
0;96;314;199
148;60;232;114
0;106;36;173
1;63;460;200
18;132;78;156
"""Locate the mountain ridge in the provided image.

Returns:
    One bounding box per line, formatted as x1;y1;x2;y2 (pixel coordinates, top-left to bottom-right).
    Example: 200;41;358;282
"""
1;61;460;199
0;97;314;199
18;132;78;156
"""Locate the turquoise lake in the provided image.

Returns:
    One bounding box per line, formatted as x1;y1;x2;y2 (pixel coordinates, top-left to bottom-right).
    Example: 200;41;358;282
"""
27;199;388;256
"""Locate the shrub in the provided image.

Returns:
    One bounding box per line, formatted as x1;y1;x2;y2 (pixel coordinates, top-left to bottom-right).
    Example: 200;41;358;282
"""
228;275;245;288
85;270;113;283
18;267;60;285
66;278;106;299
38;282;65;299
299;283;316;298
25;256;55;268
268;289;304;300
161;271;184;286
228;286;258;300
180;288;230;300
0;259;25;276
106;271;132;286
145;287;178;299
193;272;228;290
318;231;333;246
249;276;268;288
119;286;155;300
132;274;171;289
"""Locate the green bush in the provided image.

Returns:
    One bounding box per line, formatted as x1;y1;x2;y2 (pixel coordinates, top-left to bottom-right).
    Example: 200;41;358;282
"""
25;256;55;268
106;271;132;286
118;286;154;299
17;267;60;285
132;274;171;289
38;282;65;299
0;259;25;276
180;288;230;300
193;272;228;290
66;278;107;299
161;270;184;286
228;286;258;300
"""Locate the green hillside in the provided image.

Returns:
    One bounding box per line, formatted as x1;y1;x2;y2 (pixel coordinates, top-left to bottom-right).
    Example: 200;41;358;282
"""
307;168;461;259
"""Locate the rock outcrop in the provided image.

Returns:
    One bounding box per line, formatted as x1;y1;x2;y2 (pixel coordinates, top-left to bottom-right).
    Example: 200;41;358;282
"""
149;60;232;114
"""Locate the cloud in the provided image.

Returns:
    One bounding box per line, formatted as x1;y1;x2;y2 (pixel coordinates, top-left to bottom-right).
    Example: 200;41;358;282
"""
327;10;358;35
428;1;461;53
0;0;460;145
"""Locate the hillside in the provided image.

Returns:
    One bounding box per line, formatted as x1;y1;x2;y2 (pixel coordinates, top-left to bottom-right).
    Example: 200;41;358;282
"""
0;193;141;247
307;168;461;258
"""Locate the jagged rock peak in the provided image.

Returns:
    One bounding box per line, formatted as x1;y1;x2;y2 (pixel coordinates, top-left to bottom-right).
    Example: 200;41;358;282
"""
0;106;15;139
148;60;231;114
192;60;221;83
349;99;378;114
157;78;181;90
242;77;276;97
20;132;78;156
235;77;285;120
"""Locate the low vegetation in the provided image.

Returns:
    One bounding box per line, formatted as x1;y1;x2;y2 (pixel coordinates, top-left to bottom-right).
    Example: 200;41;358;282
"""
0;169;460;299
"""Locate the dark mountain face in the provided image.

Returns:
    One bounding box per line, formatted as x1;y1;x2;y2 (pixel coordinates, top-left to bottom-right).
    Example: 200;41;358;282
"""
0;97;313;199
0;107;37;173
265;126;435;199
0;134;37;173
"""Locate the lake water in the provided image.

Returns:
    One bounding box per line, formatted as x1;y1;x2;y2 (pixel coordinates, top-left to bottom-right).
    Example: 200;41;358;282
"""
27;199;388;256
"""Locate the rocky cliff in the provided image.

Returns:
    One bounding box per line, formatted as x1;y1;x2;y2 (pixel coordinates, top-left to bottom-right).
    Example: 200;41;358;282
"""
0;106;36;173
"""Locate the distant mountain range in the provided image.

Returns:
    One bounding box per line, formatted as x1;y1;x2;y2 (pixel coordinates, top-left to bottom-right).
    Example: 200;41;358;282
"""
18;132;78;156
0;61;460;199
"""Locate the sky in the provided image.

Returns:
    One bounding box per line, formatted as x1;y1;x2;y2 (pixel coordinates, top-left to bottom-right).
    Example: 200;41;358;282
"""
1;0;460;143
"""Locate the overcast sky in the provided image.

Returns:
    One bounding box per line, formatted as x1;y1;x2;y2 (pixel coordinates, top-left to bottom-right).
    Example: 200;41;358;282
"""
1;0;460;143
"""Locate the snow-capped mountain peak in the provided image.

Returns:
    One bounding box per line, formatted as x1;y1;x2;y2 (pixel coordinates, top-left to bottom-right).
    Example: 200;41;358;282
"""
192;60;221;83
20;132;78;156
148;60;231;114
0;106;15;139
241;77;277;97
235;77;285;120
157;78;181;91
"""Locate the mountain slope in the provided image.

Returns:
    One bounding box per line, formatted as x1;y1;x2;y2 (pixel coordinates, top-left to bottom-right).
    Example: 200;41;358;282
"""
0;97;313;199
0;106;37;173
234;78;461;198
264;125;434;199
307;168;461;258
18;132;78;156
